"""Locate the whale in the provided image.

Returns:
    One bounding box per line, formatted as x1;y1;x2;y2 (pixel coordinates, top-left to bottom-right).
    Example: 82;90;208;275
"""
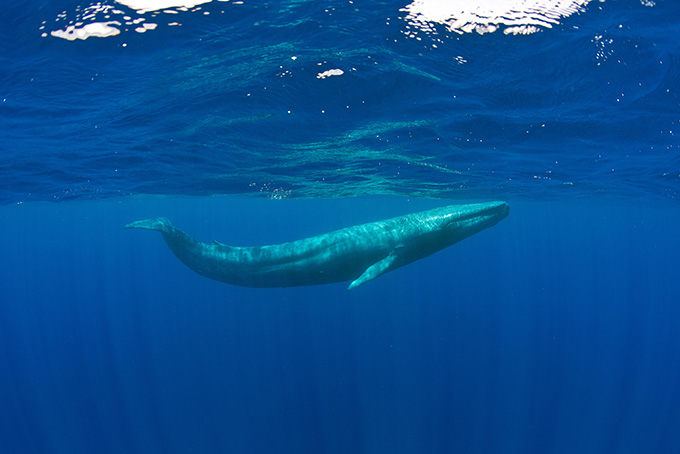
124;201;509;290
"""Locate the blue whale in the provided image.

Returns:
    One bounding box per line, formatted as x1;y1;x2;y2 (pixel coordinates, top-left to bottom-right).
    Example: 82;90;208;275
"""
124;201;509;290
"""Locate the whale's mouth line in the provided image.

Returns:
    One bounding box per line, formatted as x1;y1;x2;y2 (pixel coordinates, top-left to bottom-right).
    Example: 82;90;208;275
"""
453;202;510;223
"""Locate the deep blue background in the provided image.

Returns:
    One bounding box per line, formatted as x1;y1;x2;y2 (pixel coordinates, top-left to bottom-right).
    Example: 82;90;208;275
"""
1;196;680;453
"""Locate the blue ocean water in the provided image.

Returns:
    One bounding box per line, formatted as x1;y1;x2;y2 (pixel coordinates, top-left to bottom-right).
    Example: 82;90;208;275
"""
2;0;680;452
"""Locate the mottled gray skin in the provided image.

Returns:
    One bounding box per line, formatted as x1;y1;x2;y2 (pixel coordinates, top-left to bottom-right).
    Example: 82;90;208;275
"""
124;201;509;290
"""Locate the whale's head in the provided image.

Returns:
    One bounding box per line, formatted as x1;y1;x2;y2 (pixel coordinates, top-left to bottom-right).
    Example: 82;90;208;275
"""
394;201;508;263
448;200;509;226
438;201;509;242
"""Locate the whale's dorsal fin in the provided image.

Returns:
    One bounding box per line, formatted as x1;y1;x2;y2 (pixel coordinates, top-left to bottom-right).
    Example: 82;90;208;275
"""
347;246;404;291
212;240;239;253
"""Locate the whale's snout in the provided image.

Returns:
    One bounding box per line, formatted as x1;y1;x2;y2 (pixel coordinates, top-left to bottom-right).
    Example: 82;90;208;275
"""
442;201;509;235
460;201;509;222
494;201;510;220
484;201;509;226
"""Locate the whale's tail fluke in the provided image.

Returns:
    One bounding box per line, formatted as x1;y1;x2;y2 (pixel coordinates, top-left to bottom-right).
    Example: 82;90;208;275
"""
123;217;173;232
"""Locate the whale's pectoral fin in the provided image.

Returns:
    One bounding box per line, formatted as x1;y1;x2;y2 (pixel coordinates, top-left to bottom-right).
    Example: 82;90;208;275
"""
123;217;172;232
347;246;404;291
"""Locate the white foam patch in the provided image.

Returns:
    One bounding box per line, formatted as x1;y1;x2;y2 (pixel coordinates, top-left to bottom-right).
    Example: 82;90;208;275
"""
135;22;158;32
45;0;210;40
115;0;211;13
45;0;219;40
317;69;344;79
51;21;121;40
401;0;595;36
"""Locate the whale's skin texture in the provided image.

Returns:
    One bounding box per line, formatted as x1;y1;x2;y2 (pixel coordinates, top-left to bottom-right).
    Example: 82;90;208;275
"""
124;201;509;290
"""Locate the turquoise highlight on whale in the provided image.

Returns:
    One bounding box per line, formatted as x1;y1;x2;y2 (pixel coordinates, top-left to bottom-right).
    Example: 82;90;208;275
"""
124;201;509;290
